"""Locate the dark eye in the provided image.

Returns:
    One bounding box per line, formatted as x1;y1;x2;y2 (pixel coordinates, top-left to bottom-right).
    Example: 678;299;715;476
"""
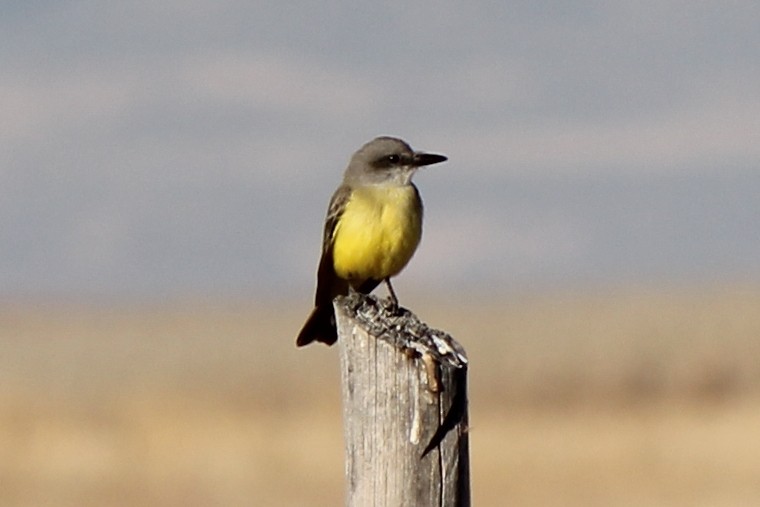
387;154;400;164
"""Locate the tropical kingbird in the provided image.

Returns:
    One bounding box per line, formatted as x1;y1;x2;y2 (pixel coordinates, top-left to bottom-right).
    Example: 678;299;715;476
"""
296;136;447;346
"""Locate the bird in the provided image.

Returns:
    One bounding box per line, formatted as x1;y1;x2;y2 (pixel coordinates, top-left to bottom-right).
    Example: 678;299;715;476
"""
296;136;447;346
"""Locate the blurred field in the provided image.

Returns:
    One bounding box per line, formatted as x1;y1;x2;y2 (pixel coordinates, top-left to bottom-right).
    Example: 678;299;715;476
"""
2;285;760;506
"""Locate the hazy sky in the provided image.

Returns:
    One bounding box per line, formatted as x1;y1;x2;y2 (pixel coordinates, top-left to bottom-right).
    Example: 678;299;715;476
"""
3;1;759;301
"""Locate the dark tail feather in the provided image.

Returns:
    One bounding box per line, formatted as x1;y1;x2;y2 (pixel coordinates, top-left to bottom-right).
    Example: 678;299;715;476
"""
296;305;337;346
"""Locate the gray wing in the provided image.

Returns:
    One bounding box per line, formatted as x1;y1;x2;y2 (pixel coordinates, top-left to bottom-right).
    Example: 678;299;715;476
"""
314;185;352;305
321;184;351;252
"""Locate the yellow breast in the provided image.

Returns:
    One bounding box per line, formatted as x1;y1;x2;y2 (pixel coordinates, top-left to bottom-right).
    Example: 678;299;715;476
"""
332;184;422;284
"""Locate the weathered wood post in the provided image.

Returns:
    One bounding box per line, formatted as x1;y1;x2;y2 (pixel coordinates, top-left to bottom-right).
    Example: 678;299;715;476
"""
335;293;470;507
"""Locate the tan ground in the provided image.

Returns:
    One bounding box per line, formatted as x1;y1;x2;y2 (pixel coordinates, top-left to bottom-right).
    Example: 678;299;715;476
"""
1;285;759;506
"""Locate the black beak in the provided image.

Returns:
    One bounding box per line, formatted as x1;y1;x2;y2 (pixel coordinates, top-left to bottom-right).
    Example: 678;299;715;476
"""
412;151;448;167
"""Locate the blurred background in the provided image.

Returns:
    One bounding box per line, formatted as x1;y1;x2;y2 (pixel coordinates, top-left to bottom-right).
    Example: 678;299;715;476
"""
2;1;760;505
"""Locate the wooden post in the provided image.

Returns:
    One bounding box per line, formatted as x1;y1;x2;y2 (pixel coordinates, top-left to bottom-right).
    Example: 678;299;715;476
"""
335;293;470;507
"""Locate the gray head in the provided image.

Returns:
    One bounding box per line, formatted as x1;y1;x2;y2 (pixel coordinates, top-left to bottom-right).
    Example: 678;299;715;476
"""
343;136;447;186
